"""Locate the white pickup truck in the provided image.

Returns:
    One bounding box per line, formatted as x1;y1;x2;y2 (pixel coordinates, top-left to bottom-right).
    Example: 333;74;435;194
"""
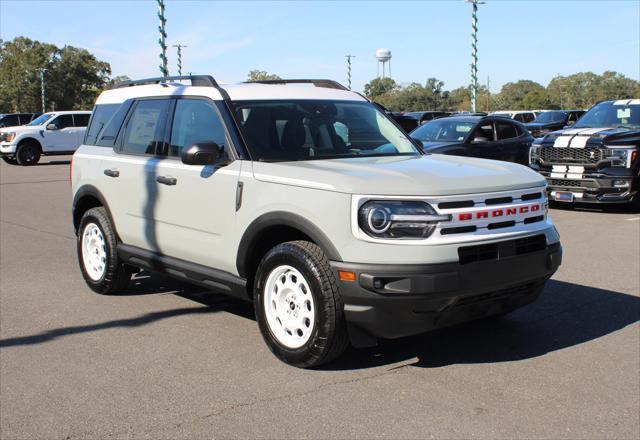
0;110;91;165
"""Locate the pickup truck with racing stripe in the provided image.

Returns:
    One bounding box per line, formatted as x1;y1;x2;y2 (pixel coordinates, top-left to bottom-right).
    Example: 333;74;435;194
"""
529;99;640;208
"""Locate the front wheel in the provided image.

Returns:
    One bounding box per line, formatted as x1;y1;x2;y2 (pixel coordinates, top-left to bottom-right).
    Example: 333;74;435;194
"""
254;241;349;368
16;141;41;165
77;207;130;294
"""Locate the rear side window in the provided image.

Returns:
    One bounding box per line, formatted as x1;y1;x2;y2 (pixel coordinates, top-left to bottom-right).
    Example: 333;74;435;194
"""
121;99;170;155
74;114;90;127
495;121;519;140
168;99;226;157
523;113;535;123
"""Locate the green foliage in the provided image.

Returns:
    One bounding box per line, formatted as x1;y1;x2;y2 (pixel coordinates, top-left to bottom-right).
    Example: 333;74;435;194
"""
362;71;639;113
0;37;112;113
247;70;281;81
363;77;397;99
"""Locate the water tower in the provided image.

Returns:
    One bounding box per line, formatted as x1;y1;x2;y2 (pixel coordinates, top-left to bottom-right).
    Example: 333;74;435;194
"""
376;48;392;78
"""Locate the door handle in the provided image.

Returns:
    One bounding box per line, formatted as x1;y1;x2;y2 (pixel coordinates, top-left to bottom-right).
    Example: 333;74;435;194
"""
103;169;119;178
156;175;177;186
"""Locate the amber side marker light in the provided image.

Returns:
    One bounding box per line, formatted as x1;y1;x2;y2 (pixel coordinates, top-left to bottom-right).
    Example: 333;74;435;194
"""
338;271;356;282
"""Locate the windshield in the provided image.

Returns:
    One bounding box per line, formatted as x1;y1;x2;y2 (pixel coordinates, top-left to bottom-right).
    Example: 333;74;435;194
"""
410;119;476;142
574;101;640;129
232;100;420;161
533;111;567;123
27;113;55;126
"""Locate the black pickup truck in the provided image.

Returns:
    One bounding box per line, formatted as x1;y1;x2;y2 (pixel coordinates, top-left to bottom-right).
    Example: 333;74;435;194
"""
525;110;585;138
528;99;639;208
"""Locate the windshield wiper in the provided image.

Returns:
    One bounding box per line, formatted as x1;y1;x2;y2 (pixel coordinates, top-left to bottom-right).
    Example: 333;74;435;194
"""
616;124;639;130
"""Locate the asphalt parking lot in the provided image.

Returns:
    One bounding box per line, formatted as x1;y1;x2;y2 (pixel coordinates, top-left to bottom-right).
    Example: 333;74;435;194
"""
1;156;638;439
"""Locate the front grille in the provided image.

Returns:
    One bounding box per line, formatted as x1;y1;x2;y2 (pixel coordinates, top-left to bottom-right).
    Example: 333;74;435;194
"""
458;234;546;264
549;179;583;187
540;146;602;164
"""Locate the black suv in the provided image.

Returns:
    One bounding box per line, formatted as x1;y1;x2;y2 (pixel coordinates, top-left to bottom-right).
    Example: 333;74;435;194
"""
410;115;534;165
525;110;585;138
0;113;41;128
529;99;639;208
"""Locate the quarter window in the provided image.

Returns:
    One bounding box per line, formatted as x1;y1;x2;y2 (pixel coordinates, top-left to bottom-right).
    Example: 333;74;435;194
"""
122;100;169;155
168;99;226;157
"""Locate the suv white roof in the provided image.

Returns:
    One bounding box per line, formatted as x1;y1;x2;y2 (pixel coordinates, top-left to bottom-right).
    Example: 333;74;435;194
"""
95;80;367;105
41;110;92;115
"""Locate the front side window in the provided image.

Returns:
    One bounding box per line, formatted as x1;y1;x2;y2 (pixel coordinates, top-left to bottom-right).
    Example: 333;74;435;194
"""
496;121;519;140
49;114;73;130
168;99;226;157
85;104;120;145
411;119;476;142
121;99;169;155
232;100;419;161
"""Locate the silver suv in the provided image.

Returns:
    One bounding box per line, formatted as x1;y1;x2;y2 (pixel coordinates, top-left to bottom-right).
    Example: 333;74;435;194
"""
71;76;562;368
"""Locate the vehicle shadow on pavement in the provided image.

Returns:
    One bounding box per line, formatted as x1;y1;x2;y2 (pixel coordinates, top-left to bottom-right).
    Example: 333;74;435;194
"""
550;203;639;215
38;160;71;166
0;272;253;349
323;279;640;370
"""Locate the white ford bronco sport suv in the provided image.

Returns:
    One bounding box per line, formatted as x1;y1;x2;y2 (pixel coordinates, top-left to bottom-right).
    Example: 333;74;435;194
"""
71;76;562;368
1;110;91;165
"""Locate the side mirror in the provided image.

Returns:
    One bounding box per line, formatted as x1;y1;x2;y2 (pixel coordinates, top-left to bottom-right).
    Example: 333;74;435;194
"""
566;120;575;126
46;123;58;130
181;142;225;166
471;136;490;144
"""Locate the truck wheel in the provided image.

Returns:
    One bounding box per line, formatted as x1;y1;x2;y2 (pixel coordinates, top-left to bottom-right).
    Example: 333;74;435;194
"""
16;141;41;165
631;193;640;213
1;156;18;165
77;207;130;294
254;241;349;368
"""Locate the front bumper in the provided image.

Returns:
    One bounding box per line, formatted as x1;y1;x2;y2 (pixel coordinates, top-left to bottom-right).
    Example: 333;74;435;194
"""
331;235;562;344
0;142;17;156
541;171;639;204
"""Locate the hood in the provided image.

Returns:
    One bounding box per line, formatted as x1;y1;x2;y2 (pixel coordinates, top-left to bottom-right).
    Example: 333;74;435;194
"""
539;126;640;147
0;125;39;133
252;154;545;196
526;121;564;130
419;140;462;150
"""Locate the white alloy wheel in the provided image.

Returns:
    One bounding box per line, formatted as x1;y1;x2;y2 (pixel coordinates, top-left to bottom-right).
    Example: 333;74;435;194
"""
82;223;107;281
263;265;316;349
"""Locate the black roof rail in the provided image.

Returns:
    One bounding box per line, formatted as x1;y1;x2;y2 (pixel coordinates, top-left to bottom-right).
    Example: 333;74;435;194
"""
111;75;219;89
245;79;349;91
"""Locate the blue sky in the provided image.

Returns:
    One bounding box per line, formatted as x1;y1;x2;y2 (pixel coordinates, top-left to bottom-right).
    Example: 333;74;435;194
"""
1;0;638;93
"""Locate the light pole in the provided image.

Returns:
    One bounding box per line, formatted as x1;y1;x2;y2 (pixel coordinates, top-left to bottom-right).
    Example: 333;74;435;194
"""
35;68;48;113
173;44;187;76
345;55;355;90
157;0;168;77
465;0;485;113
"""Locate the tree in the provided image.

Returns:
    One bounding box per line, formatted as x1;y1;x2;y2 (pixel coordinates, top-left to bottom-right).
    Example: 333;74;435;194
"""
0;37;112;112
494;80;544;110
247;70;281;81
522;89;557;110
363;77;397;99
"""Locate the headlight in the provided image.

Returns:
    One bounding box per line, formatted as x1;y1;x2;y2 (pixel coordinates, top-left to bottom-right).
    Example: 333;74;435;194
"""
358;200;450;239
529;146;541;164
603;147;636;168
0;132;16;142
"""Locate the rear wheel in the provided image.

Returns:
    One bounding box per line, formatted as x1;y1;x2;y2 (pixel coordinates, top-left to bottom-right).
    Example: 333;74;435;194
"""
254;241;349;368
77;207;130;294
1;156;18;165
16;141;41;165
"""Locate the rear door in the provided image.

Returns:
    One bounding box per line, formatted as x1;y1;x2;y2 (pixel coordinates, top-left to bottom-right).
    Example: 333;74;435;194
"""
151;97;242;272
495;120;531;164
468;121;499;160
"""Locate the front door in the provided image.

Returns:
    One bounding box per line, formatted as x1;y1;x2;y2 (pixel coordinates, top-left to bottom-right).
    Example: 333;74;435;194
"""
152;98;241;273
42;114;76;152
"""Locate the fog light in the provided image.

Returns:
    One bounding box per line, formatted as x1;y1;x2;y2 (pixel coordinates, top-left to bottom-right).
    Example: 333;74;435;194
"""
612;180;629;188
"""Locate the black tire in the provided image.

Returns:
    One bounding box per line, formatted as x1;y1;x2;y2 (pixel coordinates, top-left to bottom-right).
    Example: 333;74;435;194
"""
77;207;130;294
254;240;349;368
1;156;18;165
630;193;640;213
15;140;41;165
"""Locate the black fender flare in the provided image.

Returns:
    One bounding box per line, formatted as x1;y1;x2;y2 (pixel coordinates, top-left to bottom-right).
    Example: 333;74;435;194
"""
236;211;342;278
72;185;118;239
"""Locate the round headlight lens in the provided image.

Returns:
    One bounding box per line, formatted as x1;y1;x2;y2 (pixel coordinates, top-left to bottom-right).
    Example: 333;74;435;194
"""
367;205;391;233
